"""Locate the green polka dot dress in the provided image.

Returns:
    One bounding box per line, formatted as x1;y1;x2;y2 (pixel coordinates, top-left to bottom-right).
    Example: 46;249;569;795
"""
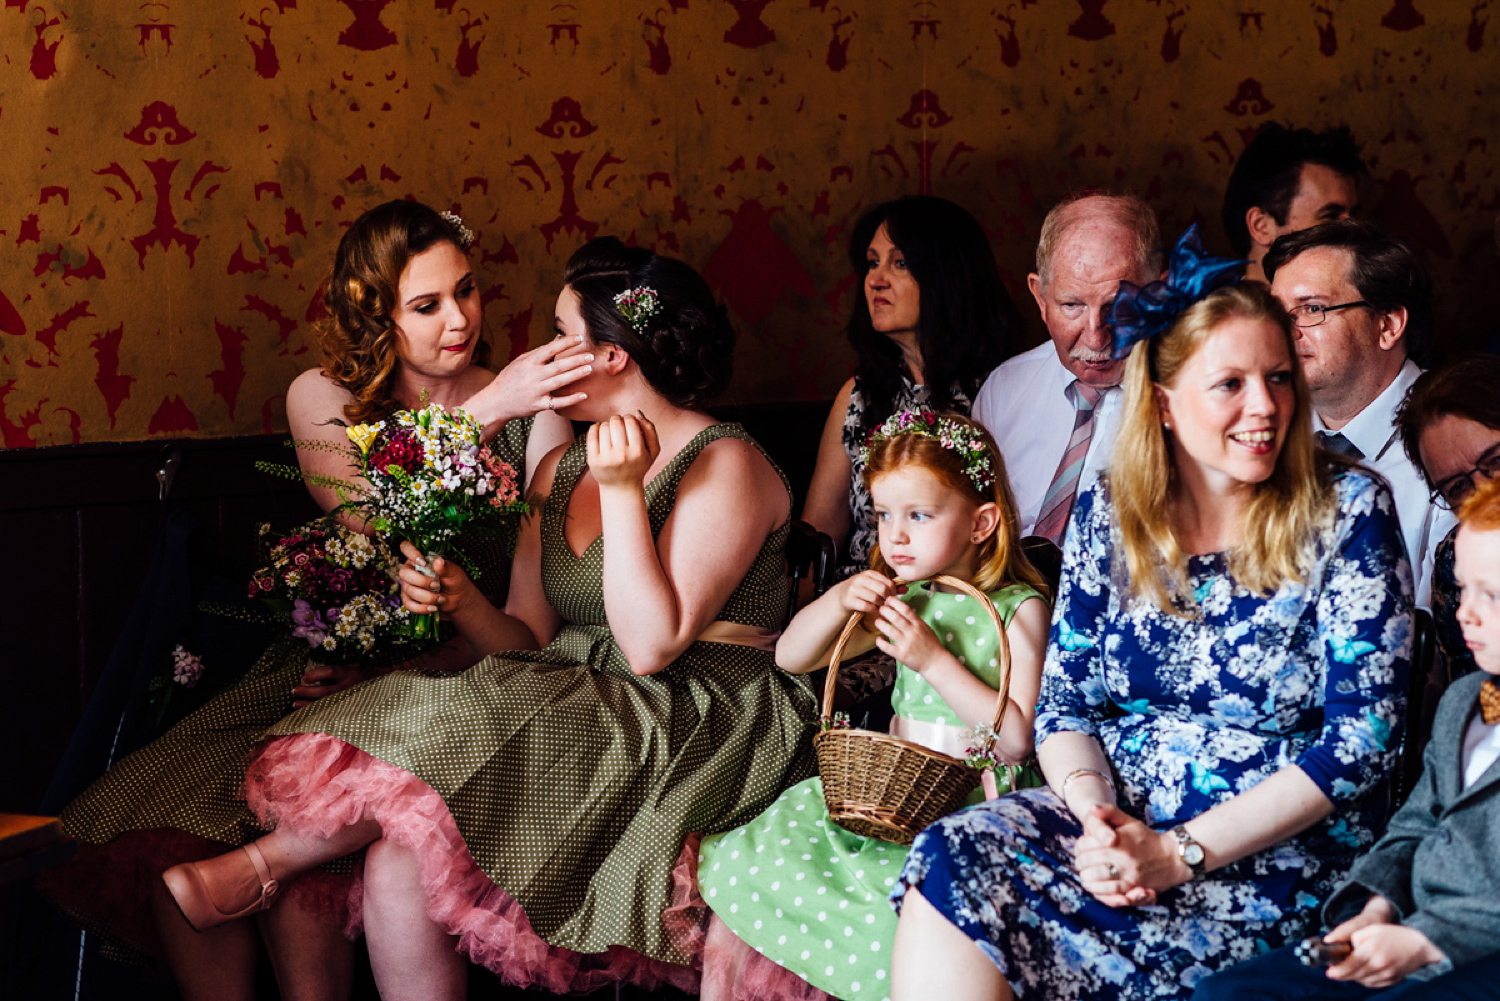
697;582;1042;1001
255;423;818;968
44;419;532;960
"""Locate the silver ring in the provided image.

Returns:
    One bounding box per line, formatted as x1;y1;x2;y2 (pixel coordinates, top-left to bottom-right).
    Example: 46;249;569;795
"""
546;397;554;411
1107;864;1119;879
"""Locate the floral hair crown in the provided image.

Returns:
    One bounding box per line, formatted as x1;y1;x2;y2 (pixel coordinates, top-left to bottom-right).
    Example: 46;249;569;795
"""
862;408;995;492
613;286;660;333
1108;223;1245;360
439;210;475;250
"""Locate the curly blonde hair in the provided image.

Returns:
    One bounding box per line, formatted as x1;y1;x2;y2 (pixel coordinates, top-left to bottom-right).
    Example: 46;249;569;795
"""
318;200;491;424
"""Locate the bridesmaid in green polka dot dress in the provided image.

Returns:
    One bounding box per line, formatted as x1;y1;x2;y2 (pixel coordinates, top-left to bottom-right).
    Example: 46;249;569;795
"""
696;412;1051;1001
159;237;817;1000
41;200;579;999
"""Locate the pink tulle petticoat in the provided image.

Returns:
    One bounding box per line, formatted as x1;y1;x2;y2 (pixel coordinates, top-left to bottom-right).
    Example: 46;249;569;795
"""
245;731;700;995
665;836;832;1001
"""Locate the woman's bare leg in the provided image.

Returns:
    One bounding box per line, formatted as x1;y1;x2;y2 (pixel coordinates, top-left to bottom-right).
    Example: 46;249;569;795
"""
362;837;466;1001
149;878;258;1001
258;894;356;1001
891;891;1011;1001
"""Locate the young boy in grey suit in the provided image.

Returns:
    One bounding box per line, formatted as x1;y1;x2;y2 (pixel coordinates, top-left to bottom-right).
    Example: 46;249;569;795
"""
1193;477;1500;998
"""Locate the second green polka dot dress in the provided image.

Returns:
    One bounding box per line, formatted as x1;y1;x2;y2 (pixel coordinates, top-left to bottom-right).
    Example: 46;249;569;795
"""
697;582;1043;1001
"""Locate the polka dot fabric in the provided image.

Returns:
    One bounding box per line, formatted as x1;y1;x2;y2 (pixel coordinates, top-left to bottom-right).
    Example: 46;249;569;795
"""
697;583;1041;1001
256;424;818;967
46;418;532;953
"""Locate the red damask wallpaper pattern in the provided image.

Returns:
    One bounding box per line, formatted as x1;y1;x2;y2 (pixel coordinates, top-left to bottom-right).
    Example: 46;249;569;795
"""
1;1;1495;446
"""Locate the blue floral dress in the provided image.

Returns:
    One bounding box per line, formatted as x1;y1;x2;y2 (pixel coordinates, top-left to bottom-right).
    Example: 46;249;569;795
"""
893;469;1413;1000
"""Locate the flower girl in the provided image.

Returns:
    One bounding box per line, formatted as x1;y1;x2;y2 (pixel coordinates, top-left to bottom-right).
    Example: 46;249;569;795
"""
694;410;1051;1001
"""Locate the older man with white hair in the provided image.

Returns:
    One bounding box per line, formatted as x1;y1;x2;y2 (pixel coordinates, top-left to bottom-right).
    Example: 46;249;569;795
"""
973;193;1163;543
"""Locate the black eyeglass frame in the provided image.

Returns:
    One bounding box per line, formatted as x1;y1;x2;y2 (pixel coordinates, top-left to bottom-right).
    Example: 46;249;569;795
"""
1430;440;1500;511
1288;301;1369;328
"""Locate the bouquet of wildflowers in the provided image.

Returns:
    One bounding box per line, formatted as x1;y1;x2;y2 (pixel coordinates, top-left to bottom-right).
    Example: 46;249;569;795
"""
260;402;528;639
247;519;432;667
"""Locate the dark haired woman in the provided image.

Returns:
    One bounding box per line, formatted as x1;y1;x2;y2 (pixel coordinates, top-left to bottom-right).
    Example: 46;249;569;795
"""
802;195;1021;581
159;237;817;1000
1396;353;1500;684
41;200;581;1001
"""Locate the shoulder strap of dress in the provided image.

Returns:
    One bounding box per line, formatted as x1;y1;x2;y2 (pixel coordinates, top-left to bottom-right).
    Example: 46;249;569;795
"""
644;422;791;526
545;436;591;537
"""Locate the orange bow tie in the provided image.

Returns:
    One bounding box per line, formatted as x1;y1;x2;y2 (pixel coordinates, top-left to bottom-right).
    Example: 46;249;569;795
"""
1481;679;1500;726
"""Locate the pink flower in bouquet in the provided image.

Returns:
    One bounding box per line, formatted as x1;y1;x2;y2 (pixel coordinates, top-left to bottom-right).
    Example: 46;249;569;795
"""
171;645;205;688
479;446;520;506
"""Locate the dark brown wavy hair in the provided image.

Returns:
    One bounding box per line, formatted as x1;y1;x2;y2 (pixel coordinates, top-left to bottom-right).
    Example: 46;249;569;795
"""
318;200;489;424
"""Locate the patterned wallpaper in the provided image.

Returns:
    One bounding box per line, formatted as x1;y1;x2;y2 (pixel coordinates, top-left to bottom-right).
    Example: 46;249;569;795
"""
1;0;1496;447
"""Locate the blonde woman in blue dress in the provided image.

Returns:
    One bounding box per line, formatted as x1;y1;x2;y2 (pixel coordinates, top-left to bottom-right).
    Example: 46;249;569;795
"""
693;412;1051;1001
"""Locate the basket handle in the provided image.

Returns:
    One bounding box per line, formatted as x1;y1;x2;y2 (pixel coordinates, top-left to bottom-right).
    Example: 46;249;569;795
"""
819;574;1013;749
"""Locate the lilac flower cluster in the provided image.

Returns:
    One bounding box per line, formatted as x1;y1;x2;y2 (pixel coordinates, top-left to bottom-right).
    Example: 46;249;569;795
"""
170;644;205;688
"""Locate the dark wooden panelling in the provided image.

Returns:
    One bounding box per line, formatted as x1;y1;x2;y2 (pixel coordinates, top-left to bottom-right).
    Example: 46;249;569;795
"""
0;436;321;813
2;508;81;813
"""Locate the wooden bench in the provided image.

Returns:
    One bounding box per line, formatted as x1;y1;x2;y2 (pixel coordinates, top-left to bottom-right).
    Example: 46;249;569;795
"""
0;814;73;886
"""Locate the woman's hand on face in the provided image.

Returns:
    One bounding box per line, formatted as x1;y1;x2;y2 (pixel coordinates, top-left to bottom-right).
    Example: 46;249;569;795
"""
1073;804;1188;907
872;595;947;673
397;540;476;617
471;335;593;423
291;661;366;708
587;414;660;490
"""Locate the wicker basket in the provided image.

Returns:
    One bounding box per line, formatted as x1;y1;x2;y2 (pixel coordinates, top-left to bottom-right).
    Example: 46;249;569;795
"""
814;574;1012;844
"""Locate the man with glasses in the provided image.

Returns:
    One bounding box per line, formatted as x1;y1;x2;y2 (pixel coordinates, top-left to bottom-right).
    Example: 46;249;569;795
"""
1266;219;1451;605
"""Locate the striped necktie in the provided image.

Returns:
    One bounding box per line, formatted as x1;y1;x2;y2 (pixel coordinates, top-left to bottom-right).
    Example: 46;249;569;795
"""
1034;380;1104;546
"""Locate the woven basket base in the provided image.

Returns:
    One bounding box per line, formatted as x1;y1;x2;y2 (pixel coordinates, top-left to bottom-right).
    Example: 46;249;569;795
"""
815;728;981;844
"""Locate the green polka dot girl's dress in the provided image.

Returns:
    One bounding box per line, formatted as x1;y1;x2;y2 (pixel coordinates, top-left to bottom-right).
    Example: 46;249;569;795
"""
696;581;1043;1001
243;424;819;993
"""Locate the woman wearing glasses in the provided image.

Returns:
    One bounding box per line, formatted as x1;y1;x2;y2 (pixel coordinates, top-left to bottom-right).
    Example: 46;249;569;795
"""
1397;353;1500;681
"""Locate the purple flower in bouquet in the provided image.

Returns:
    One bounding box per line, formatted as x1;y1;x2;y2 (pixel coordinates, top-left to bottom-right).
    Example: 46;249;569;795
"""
290;598;331;648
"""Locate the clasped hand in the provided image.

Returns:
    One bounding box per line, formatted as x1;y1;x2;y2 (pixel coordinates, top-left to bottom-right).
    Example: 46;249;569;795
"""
587;413;660;489
840;571;946;673
291;661;366;708
1072;803;1190;908
397;539;476;617
1320;896;1445;988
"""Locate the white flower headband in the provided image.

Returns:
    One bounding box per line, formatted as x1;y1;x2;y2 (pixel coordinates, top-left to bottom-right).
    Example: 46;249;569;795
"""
613;286;660;333
861;408;996;492
440;210;474;250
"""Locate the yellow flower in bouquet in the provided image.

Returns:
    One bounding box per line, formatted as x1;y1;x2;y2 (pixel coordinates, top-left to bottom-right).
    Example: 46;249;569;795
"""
346;422;381;455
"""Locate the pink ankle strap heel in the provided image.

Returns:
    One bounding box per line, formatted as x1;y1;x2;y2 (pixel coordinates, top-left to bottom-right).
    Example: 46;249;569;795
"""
161;841;281;932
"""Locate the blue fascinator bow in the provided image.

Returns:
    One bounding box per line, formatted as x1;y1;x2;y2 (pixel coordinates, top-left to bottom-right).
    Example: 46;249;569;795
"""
1109;223;1246;359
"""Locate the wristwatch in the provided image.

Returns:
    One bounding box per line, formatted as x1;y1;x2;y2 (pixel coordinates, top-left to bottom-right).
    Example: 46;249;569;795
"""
1171;824;1206;878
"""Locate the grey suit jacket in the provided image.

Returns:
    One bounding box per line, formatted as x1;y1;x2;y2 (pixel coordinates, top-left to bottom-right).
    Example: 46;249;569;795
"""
1323;670;1500;979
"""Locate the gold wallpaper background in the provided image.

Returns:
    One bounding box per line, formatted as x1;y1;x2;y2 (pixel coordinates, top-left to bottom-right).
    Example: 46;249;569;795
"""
1;0;1496;447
